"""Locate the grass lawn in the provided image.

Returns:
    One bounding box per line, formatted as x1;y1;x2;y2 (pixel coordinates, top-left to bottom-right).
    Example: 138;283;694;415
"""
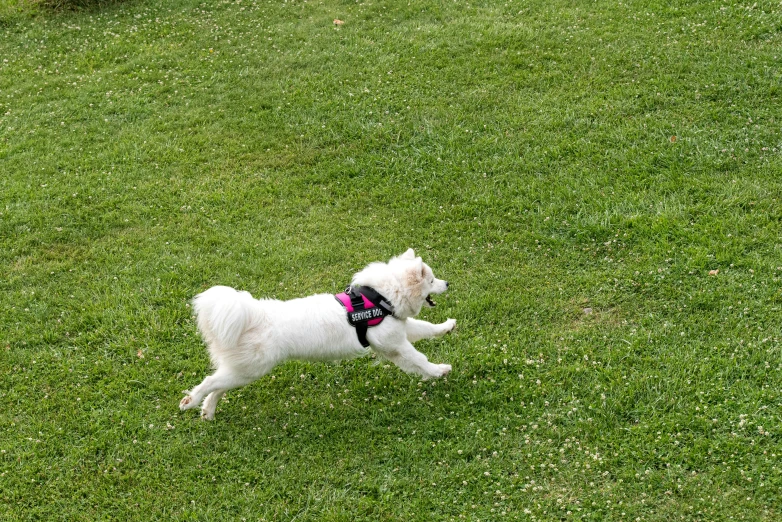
1;0;781;519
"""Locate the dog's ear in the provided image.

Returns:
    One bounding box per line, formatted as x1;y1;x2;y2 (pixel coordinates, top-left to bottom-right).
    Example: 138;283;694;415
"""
399;248;416;260
404;257;425;295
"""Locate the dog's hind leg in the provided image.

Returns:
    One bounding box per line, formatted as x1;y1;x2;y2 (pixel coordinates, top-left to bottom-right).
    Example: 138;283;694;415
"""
200;391;226;420
179;366;265;415
405;318;456;343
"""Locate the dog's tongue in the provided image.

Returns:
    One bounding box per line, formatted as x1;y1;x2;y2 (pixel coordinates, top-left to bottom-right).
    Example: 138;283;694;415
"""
426;295;436;307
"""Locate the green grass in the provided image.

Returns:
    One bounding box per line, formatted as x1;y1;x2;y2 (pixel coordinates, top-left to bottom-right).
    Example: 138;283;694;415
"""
1;0;781;519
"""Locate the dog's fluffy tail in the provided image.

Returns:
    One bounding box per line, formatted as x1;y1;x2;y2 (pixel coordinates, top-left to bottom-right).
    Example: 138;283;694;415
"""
192;286;256;367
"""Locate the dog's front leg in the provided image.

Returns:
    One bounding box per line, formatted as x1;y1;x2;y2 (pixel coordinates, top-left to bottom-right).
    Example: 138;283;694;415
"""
405;317;456;343
376;340;451;380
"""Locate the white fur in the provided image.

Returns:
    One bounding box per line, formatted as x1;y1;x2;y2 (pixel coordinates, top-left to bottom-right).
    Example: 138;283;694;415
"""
180;249;455;420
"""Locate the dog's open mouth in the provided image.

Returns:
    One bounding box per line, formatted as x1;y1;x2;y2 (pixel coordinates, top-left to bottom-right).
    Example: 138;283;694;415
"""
425;295;436;307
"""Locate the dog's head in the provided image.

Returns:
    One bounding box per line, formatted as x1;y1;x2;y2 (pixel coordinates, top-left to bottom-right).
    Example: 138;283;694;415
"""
352;249;449;319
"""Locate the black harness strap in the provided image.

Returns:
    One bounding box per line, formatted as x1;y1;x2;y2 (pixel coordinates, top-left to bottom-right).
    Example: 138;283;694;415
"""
353;286;395;315
347;288;369;346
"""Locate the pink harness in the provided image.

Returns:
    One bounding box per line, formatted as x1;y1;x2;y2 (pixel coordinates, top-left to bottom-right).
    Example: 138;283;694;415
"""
334;292;386;326
334;286;395;346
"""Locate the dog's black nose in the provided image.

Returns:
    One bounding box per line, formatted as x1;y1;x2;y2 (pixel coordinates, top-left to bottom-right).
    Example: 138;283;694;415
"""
445;281;450;289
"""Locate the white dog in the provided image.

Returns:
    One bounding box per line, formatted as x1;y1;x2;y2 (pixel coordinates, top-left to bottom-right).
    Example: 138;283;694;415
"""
180;249;456;420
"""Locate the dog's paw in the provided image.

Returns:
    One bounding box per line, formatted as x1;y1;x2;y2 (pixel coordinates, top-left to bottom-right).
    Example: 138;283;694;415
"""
200;409;215;421
443;319;456;333
179;394;195;411
435;363;452;377
419;364;451;381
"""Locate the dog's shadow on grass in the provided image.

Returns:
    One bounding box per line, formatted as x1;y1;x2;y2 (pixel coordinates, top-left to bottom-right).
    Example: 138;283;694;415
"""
198;374;467;448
